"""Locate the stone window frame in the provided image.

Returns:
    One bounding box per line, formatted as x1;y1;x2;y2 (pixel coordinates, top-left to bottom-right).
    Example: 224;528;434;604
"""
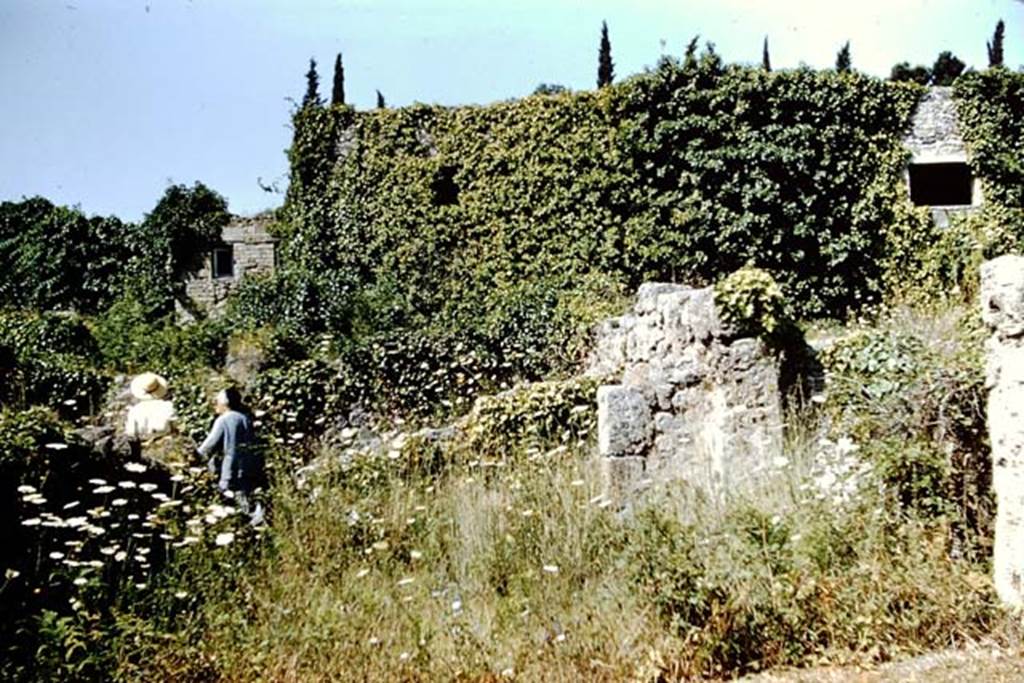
212;246;234;279
904;153;984;209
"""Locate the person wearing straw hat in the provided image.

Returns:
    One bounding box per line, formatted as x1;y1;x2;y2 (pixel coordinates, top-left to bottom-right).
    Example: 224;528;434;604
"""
125;372;177;438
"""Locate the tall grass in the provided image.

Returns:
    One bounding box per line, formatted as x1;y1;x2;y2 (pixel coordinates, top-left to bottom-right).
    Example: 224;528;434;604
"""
116;409;1008;681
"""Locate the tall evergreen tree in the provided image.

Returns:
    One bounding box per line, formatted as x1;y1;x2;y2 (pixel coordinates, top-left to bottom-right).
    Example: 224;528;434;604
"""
597;21;614;88
331;53;345;105
303;58;321;107
931;51;966;86
835;41;852;72
762;36;771;71
376;90;386;109
988;19;1005;67
683;35;700;68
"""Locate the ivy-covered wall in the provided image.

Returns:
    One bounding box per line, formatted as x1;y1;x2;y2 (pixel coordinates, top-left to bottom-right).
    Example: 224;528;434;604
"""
282;56;925;323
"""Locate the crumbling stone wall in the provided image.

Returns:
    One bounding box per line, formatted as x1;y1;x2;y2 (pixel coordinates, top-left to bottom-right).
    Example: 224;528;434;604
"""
589;283;784;501
184;216;277;313
981;254;1024;607
904;87;969;160
903;86;983;226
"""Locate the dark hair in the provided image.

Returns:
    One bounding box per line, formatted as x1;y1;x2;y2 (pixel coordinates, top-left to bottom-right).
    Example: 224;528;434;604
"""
221;387;244;411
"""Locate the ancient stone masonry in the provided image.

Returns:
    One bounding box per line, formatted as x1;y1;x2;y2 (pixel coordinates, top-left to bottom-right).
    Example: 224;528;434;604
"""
904;87;970;160
588;283;784;502
903;86;982;226
184;215;277;314
981;255;1024;608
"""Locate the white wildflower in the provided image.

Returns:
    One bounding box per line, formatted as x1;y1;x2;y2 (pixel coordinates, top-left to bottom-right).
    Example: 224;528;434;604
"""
44;443;68;450
123;462;147;473
542;564;559;574
214;532;234;546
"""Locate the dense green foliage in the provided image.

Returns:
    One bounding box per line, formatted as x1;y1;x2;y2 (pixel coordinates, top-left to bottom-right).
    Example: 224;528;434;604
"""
819;305;991;552
0;198;134;313
279;58;923;351
0;183;229;318
956;69;1024;211
0;311;108;415
4;56;1024;681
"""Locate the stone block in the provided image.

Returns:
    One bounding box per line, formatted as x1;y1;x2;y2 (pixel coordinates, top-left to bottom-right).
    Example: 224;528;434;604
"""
981;255;1024;340
601;456;647;504
597;385;652;457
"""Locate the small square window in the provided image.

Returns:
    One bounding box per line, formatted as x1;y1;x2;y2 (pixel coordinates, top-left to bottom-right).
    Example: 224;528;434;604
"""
212;247;234;279
908;162;974;207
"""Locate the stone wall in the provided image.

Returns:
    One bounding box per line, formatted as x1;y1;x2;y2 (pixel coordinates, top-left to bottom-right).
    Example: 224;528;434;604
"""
904;87;968;161
589;283;785;502
981;254;1024;607
903;86;982;225
184;216;277;313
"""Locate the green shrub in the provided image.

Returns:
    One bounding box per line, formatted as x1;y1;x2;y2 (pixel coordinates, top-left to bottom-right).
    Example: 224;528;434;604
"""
818;305;991;550
460;377;598;460
0;198;134;313
91;297;227;374
0;312;109;413
715;266;788;338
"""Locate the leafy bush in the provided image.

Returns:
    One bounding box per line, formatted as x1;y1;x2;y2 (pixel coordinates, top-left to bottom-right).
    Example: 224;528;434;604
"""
91;297;227;374
0;198;134;313
818;305;990;551
715;266;788;337
955;69;1024;210
459;377;598;460
0;311;109;413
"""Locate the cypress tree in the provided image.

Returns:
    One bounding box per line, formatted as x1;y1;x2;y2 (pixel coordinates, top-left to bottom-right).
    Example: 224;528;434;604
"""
597;21;614;88
376;90;386;109
762;36;771;72
835;41;852;72
987;19;1005;67
332;53;345;105
684;35;700;68
303;58;321;107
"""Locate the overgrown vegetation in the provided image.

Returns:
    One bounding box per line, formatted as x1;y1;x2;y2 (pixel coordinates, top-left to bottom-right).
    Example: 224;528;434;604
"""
2;50;1023;682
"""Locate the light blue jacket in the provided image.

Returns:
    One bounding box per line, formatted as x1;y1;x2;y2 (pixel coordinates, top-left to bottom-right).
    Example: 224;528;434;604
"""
198;410;258;491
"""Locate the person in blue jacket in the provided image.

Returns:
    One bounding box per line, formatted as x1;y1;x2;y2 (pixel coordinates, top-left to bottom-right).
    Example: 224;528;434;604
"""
197;387;265;525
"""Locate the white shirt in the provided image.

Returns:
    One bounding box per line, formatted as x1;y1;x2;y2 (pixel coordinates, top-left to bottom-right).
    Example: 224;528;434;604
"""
125;399;176;437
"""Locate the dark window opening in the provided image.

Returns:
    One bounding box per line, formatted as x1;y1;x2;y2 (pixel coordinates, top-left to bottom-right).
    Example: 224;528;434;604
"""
212;247;234;279
908;162;973;206
431;166;460;206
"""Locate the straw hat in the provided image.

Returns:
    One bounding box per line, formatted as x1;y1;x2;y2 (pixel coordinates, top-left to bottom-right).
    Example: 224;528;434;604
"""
130;372;169;400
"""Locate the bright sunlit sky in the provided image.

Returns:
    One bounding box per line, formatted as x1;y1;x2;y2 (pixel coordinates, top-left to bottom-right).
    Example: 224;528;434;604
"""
1;0;1022;221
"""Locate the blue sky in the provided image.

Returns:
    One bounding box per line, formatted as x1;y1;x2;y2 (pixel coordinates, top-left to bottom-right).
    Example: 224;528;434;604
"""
1;0;1021;221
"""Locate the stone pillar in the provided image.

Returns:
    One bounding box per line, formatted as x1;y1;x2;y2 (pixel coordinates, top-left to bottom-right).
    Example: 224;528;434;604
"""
981;254;1024;608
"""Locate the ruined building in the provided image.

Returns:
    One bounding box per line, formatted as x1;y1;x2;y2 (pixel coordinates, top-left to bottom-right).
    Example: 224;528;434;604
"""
182;215;277;314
